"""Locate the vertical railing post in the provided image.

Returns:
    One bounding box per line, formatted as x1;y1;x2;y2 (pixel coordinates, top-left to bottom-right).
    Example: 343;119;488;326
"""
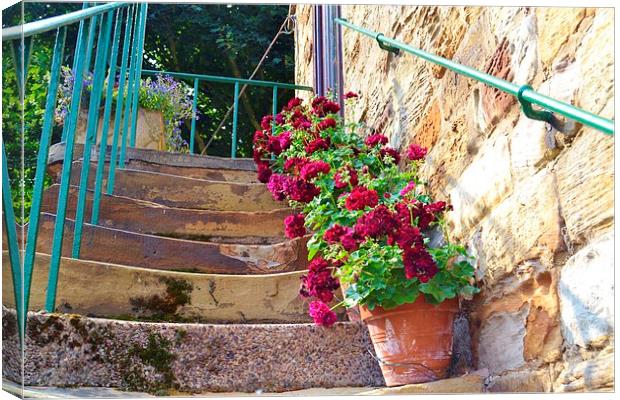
129;2;148;148
231;81;240;158
45;14;98;312
22;26;66;321
107;4;135;194
118;3;141;168
61;2;89;142
271;86;278;134
190;78;199;154
2;143;24;342
92;8;123;224
72;10;114;258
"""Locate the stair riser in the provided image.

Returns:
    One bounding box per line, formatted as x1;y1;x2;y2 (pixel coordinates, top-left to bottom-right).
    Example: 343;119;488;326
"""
47;160;259;185
8;214;309;274
110;169;281;211
2;252;317;323
41;185;288;242
2;308;385;392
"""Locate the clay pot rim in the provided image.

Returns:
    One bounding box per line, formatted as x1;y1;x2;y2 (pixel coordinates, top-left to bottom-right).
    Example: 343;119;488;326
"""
359;296;459;322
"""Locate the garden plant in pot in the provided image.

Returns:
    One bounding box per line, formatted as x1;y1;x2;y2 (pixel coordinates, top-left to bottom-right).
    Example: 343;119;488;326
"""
253;93;479;386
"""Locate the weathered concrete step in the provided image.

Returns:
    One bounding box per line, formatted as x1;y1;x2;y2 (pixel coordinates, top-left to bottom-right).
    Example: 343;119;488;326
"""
49;142;257;179
2;251;330;323
48;159;258;188
41;184;288;243
49;166;279;212
2;307;384;393
10;213;308;274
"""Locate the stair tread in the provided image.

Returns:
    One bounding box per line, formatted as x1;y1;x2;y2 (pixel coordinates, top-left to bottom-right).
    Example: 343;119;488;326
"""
42;184;289;243
2;250;328;323
52;165;280;212
3;307;385;392
12;213;309;274
48;142;257;172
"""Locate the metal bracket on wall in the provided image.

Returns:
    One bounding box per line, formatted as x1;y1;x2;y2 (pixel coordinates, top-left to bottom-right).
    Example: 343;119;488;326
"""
375;33;399;55
517;84;577;135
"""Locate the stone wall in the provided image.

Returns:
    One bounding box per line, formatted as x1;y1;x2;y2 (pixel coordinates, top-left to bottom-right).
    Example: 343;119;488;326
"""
295;6;614;392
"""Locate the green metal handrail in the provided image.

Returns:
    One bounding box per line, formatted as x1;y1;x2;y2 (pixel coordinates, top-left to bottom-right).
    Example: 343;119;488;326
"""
1;2;126;41
141;69;313;157
335;18;614;136
2;2;144;341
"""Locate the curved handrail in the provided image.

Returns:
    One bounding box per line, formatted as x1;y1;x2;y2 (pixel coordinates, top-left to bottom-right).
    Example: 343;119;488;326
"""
335;17;614;136
2;2;126;41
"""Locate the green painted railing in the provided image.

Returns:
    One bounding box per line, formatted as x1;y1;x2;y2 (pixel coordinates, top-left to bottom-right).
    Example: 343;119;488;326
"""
335;18;614;136
1;2;145;340
141;69;313;157
1;2;312;344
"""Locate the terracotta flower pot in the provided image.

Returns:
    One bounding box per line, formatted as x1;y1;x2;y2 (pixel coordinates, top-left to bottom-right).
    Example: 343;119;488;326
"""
359;296;459;386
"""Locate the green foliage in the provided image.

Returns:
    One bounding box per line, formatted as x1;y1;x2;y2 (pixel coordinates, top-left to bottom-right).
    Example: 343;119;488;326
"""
262;94;480;311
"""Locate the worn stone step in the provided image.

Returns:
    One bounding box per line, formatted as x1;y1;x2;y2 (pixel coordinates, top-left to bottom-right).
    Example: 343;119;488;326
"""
8;213;309;274
1;251;330;323
48;142;258;182
2;307;385;393
41;184;289;243
48;160;259;189
49;166;279;212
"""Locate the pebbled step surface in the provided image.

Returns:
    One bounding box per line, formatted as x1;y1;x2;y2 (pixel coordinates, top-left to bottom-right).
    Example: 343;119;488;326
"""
10;213;309;274
1;251;327;323
2;307;385;392
41;184;289;243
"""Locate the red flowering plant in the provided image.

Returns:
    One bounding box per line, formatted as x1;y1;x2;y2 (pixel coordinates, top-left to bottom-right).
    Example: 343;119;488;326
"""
253;93;478;327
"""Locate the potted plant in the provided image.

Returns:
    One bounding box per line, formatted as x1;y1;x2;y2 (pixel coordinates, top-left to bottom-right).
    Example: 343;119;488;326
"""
253;93;479;386
55;68;195;152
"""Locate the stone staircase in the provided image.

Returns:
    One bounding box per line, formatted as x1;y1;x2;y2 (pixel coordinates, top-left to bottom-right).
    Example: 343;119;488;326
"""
2;143;488;396
2;143;385;394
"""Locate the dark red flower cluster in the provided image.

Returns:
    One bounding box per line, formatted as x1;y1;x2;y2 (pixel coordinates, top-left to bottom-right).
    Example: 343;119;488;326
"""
354;205;399;238
381;147;401;164
403;245;438;282
365;133;388;147
284;213;306;239
305;137;331;154
300;160;331;181
308;300;338;327
300;257;340;303
345;186;379;211
257;161;272;183
284;157;310;174
283;97;303;112
318;117;337;131
267;173;289;201
261;115;273;130
344;91;358;99
334;167;359;189
312;96;341;117
284;177;321;203
323;224;351;244
406;143;427;161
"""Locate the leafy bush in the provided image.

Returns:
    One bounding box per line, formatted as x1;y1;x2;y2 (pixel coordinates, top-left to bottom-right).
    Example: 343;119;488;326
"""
253;93;479;326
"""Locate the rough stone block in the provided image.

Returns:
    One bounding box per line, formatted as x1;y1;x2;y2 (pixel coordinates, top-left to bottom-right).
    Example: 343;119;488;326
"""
360;372;486;395
536;8;587;69
555;128;613;245
554;346;614;392
447;133;512;241
477;305;528;374
559;233;614;348
469;168;563;285
487;367;553;392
